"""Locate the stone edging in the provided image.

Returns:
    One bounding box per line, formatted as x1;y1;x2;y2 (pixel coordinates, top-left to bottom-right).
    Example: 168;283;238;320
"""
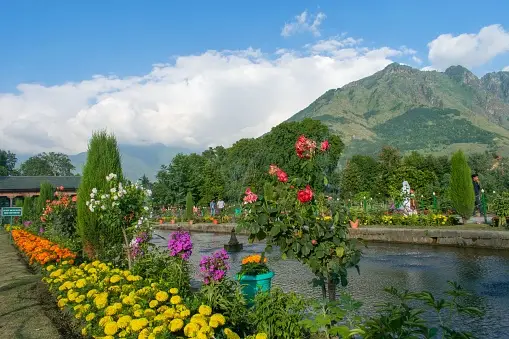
154;223;509;249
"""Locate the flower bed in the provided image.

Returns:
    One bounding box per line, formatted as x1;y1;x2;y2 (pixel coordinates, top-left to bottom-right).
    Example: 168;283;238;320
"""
11;229;76;265
10;229;260;339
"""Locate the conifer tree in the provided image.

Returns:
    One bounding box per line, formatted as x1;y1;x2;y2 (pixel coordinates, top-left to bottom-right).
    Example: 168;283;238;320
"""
450;150;474;223
36;181;54;216
185;191;194;221
77;130;123;258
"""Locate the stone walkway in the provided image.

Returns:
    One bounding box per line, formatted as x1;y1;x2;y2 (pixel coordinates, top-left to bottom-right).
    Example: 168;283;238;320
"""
0;229;61;339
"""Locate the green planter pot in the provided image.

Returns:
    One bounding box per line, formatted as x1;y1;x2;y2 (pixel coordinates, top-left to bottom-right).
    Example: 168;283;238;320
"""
236;271;274;303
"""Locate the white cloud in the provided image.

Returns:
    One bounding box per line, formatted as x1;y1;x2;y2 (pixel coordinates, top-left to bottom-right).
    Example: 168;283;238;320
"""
281;10;326;37
412;56;422;65
428;24;509;70
0;38;413;155
503;66;509;71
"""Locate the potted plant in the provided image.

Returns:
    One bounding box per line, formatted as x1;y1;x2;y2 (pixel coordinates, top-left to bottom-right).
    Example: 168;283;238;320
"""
236;254;273;303
348;207;363;228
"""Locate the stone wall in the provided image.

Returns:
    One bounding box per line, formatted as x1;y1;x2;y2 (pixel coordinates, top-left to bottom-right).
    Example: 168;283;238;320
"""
155;223;509;249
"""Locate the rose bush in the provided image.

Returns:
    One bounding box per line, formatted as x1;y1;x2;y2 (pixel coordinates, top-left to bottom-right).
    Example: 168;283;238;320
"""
240;135;361;300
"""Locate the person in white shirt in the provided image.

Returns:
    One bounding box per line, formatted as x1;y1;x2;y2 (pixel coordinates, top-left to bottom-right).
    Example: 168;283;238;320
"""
217;200;225;214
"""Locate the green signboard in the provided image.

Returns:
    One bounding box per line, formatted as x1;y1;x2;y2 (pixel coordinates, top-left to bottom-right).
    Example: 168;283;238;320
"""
1;207;22;217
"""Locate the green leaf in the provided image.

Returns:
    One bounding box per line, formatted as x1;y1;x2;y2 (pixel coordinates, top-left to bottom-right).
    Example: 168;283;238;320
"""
323;176;328;186
335;247;345;257
269;224;281;236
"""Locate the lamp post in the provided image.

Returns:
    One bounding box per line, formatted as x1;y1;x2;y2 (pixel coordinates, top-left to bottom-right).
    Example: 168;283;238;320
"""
481;189;488;224
432;192;437;213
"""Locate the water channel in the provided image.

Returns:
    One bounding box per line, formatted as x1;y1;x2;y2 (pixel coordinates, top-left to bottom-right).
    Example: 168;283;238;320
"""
153;230;509;338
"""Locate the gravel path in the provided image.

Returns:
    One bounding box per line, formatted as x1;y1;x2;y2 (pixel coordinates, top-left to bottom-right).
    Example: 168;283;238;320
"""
0;229;61;339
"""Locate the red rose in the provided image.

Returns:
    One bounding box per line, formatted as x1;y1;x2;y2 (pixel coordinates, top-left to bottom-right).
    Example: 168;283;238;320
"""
276;169;288;183
297;185;313;203
320;140;329;151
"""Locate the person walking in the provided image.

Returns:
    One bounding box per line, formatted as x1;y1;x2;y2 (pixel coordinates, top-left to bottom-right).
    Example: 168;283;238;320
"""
472;174;482;217
217;199;225;215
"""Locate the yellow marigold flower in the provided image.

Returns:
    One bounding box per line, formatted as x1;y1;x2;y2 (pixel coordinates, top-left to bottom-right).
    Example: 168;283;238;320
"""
57;298;68;308
138;328;150;339
256;333;268;339
191;314;208;327
123;270;130;277
81;326;88;336
149;300;158;308
85;313;95;322
224;328;241;339
163;308;175;319
99;315;113;327
104;321;118;335
169;288;179;295
87;289;98;298
144;309;156;318
155;291;168;302
210;313;226;326
105;305;117;316
75;279;87;288
170;295;182;305
75;295;86;303
169;318;184;332
94;292;108;309
130;318;149;332
198;305;212;316
183;322;200;337
117;315;131;329
133;303;142;310
153;325;164;334
157;305;169;313
209;319;219;328
110;274;122;283
196;332;208;339
134;309;143;318
180;309;190;318
122;295;135;305
46;265;55;271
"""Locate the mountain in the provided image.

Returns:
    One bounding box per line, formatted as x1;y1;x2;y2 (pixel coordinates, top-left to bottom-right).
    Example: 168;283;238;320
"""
16;144;194;181
288;63;509;158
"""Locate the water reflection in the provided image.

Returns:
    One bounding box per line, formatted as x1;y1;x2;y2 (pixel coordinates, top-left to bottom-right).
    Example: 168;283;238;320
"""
153;230;509;338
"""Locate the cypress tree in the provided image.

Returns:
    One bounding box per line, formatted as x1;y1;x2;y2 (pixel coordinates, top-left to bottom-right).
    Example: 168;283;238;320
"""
22;196;33;222
37;181;54;216
185;192;194;221
77;130;123;258
450;150;475;223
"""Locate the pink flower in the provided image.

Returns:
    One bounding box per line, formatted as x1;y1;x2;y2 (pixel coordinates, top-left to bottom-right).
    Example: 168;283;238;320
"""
276;170;288;183
295;135;317;159
243;187;258;204
320;140;329;151
297;185;313;203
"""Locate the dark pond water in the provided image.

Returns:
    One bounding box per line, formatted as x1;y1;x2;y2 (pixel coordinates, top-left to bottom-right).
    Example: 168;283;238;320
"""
153;230;509;338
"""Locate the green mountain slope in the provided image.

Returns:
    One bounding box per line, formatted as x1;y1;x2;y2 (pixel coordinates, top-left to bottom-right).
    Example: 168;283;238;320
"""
288;63;509;157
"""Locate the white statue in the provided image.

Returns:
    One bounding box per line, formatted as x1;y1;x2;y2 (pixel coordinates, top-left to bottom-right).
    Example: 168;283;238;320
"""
401;181;411;214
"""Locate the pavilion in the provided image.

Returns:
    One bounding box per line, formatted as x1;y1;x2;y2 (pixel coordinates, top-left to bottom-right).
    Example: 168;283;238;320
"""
0;176;81;207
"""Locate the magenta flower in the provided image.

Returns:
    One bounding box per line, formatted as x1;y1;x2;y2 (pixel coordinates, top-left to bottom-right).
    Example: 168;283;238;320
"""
199;249;230;284
168;231;193;260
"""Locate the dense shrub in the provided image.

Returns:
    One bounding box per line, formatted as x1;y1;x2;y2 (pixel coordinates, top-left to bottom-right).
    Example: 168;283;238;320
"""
76;130;122;258
450;150;474;223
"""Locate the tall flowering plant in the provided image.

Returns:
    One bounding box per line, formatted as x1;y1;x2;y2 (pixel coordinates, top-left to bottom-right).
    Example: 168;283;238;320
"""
86;173;153;268
199;249;230;285
41;186;78;238
240;135;361;301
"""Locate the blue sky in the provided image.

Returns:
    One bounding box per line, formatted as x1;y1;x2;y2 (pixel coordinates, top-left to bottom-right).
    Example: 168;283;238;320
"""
1;0;509;154
1;0;508;91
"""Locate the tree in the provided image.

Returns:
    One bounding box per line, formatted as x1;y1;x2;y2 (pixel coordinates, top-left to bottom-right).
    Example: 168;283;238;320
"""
450;150;474;223
20;152;75;176
37;181;54;217
139;174;152;189
185;191;194;221
0;150;17;176
22;196;34;222
77;131;123;258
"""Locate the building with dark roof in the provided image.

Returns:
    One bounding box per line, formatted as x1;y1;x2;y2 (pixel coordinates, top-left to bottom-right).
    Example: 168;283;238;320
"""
0;176;81;207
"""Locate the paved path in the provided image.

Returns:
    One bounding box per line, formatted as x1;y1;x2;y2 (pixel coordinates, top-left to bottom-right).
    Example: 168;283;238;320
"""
0;229;61;339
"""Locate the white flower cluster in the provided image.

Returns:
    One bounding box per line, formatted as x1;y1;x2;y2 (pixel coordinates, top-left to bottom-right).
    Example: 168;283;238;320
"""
85;173;151;213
